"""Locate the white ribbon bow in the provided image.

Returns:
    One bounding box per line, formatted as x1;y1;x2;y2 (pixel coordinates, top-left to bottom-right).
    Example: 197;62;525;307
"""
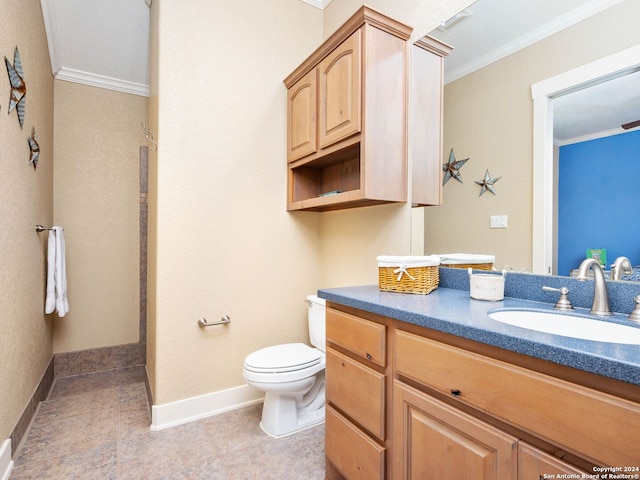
393;264;415;281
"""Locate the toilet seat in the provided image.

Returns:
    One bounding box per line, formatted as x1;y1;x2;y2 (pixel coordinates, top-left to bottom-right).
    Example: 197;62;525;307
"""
244;343;322;373
243;343;325;384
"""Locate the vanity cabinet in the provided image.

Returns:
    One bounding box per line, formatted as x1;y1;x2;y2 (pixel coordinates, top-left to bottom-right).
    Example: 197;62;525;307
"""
324;302;640;479
325;307;388;480
284;7;412;211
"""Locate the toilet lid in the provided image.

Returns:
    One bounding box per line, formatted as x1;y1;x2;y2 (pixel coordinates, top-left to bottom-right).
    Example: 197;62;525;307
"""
244;343;322;373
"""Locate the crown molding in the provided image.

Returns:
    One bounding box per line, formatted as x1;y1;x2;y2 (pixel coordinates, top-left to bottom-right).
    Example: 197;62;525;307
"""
445;0;626;84
40;0;62;74
554;127;634;147
54;68;150;97
300;0;332;9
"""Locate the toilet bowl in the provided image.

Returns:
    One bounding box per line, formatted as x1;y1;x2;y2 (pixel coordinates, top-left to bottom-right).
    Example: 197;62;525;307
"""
243;295;326;438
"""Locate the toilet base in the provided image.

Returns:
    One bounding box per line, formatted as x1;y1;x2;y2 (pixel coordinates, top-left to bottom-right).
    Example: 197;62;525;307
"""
259;372;325;438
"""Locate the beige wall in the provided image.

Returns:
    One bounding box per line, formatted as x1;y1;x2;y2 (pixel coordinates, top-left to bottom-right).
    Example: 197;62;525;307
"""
148;0;477;406
147;0;476;404
52;81;147;353
425;0;640;271
149;0;324;404
0;0;54;442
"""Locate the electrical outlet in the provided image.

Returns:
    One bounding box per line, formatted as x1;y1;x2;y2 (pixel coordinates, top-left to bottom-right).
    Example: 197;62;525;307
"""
490;215;508;229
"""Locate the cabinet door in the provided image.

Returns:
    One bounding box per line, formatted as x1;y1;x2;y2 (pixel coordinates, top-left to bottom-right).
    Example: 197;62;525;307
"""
518;443;588;479
287;69;317;162
393;381;518;480
326;405;385;480
326;347;385;440
318;29;361;149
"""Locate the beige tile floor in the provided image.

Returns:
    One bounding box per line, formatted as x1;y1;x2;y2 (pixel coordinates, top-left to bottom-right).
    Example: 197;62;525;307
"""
10;367;325;479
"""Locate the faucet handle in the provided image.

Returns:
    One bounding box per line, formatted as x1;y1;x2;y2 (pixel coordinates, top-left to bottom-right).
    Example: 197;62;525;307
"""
628;295;640;323
542;286;574;310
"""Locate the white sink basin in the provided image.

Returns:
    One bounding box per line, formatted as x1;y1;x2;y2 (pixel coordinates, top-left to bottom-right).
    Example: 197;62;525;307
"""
488;310;640;345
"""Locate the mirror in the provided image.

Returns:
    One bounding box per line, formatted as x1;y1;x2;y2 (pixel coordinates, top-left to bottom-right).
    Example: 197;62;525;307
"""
421;0;640;280
531;47;640;277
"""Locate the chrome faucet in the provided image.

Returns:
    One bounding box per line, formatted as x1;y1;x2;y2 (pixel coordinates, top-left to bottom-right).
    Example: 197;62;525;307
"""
576;258;612;316
610;256;633;281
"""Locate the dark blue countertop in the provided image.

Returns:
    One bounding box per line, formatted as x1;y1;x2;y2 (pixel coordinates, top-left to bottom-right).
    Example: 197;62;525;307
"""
318;268;640;387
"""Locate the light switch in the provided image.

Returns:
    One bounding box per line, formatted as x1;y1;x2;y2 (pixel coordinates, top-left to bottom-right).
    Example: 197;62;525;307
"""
490;215;508;229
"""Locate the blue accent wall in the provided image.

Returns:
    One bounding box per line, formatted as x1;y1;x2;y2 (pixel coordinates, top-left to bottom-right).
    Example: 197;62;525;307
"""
558;129;640;275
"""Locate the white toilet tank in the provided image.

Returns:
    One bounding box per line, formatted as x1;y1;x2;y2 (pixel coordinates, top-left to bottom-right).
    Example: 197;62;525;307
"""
306;295;326;352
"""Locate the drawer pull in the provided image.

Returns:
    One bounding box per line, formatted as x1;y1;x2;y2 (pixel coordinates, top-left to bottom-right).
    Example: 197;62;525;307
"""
366;353;372;360
450;389;462;397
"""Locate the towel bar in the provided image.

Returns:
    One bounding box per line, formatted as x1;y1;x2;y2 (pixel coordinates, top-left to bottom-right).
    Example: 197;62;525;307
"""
35;225;53;232
197;315;231;327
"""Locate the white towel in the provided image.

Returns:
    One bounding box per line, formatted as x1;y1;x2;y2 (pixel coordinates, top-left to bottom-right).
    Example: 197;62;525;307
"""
45;227;69;317
45;231;56;314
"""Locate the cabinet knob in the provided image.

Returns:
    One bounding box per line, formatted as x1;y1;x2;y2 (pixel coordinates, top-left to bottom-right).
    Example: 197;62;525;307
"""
450;389;462;397
366;353;372;360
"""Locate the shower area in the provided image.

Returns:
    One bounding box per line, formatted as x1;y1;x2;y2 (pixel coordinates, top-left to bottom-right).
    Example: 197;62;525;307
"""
54;145;149;376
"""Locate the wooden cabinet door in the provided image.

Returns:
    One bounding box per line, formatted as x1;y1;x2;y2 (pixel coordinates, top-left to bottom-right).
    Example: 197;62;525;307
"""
326;405;385;480
518;443;588;479
287;69;317;161
326;347;385;440
393;381;518;480
318;29;361;149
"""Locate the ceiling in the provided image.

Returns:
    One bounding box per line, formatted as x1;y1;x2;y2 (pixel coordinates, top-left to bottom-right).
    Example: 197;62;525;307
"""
40;0;639;143
40;0;150;96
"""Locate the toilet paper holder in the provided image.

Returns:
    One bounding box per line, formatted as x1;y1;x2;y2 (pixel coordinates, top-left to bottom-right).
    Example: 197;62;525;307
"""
197;315;231;327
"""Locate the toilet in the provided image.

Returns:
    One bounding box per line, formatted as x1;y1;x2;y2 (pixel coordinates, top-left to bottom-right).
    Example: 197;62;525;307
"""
243;294;326;438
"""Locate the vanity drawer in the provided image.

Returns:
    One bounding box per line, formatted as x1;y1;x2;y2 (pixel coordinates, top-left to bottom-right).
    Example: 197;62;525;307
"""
395;329;640;466
326;347;385;440
326;307;386;367
326;405;385;480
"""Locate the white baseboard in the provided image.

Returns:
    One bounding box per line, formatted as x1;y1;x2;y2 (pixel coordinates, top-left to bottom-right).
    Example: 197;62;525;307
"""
0;439;13;480
151;384;263;431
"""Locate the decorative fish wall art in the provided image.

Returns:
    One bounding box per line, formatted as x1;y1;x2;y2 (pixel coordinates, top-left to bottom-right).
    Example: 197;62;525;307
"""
5;46;26;128
28;127;39;169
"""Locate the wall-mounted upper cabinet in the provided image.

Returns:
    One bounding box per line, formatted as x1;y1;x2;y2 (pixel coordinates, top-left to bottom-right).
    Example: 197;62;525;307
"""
411;36;452;207
284;7;412;211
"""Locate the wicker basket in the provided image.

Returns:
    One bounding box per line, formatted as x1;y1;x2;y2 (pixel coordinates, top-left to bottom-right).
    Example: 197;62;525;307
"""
378;265;439;295
441;262;493;271
438;254;494;271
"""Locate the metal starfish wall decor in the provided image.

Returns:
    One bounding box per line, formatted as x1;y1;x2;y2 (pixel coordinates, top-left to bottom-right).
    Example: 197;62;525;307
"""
5;46;27;128
475;169;501;196
28;127;40;169
442;148;469;185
